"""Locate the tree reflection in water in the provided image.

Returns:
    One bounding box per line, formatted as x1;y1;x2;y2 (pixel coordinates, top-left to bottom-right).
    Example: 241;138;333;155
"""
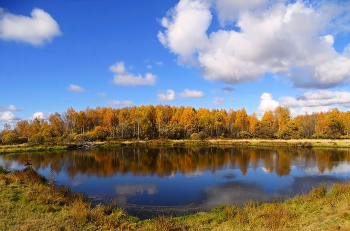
2;147;350;178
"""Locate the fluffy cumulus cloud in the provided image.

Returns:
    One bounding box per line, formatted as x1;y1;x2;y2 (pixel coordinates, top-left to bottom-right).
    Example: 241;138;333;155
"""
0;105;21;125
67;84;84;92
289;106;331;117
258;90;350;116
0;111;19;122
106;100;133;106
158;90;176;101
110;62;156;86
281;90;350;108
179;89;205;98
0;7;61;45
213;97;224;105
215;0;268;25
0;104;21;111
31;112;51;120
158;0;350;88
258;93;279;113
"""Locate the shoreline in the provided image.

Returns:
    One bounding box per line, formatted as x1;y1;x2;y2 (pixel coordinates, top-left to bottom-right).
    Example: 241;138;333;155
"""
1;138;350;155
2;167;350;230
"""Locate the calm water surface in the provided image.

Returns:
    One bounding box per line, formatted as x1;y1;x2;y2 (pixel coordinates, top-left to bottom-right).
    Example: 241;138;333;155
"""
1;147;350;216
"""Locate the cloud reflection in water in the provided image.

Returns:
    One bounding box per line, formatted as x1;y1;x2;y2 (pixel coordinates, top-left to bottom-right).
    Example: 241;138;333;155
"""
116;183;158;204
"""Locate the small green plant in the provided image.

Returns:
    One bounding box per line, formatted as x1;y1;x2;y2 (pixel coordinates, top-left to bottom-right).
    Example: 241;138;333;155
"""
0;165;9;174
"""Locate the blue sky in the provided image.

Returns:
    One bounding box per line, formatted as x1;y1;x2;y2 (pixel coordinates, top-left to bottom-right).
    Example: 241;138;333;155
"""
1;0;350;128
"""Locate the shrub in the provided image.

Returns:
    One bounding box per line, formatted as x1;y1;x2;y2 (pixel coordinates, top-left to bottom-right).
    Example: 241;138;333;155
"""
165;123;184;139
257;125;277;139
312;133;328;139
74;134;91;144
237;131;252;139
93;126;108;141
0;165;9;174
85;131;98;141
62;133;78;144
190;131;206;140
28;134;45;146
1;132;20;145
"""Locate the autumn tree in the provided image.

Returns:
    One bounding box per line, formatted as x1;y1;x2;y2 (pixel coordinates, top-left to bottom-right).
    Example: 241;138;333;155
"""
155;106;165;137
15;120;30;139
248;112;259;135
64;107;78;134
214;110;225;138
274;106;290;131
259;110;277;138
235;108;248;132
49;112;64;137
343;111;350;136
180;107;195;138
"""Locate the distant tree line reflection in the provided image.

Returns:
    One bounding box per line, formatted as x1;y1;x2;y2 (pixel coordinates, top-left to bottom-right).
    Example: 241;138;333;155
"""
3;147;350;178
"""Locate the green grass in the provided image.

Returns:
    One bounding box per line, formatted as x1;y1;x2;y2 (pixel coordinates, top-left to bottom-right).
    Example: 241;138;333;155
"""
2;139;350;155
0;145;71;155
2;167;350;230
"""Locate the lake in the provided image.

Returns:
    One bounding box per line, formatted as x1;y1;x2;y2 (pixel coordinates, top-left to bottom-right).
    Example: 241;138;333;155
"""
1;147;350;218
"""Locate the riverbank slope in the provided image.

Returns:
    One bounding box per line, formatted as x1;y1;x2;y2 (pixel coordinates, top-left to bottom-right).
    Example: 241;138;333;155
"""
2;138;350;154
1;167;350;230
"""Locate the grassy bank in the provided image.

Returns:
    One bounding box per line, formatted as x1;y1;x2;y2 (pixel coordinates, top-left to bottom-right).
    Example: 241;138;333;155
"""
2;167;350;230
2;138;350;155
0;144;72;155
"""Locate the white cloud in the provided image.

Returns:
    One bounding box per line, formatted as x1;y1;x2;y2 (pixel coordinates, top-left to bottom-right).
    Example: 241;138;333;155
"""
110;61;156;86
67;84;84;93
106;100;134;106
281;90;350;108
258;90;350;117
98;92;106;97
280;90;350;116
179;89;205;98
289;106;331;117
157;0;212;64
0;104;21;111
0;111;20;121
155;61;163;66
213;97;224;105
147;65;152;69
31;111;51;120
215;0;268;26
158;0;350;88
158;90;176;101
258;93;279;113
0;7;61;45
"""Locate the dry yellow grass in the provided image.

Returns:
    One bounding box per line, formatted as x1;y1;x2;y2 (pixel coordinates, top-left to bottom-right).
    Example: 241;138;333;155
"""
2;167;350;230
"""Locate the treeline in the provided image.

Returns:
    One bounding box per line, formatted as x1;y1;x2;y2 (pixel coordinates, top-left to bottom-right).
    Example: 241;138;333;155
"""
1;105;350;145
